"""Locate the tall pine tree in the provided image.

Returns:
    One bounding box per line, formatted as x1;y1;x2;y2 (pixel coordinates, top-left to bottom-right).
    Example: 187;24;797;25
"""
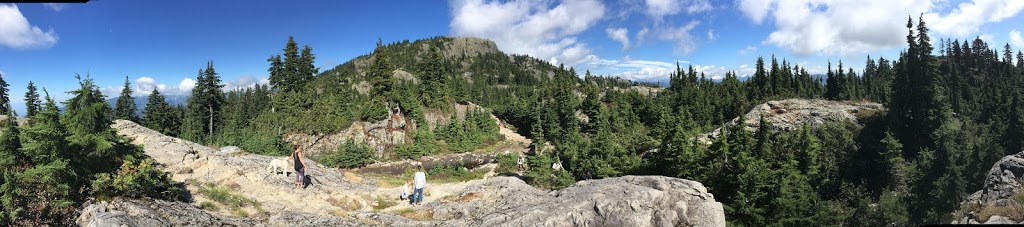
113;76;140;122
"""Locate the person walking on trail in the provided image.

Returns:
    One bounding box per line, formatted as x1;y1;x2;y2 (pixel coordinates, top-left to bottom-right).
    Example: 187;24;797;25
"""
413;165;427;205
517;155;526;171
289;144;308;189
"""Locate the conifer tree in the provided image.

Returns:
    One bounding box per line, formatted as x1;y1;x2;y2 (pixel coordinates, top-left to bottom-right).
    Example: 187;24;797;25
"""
143;89;179;137
23;82;40;119
418;47;450;109
182;62;225;143
113;76;140;122
0;73;8;114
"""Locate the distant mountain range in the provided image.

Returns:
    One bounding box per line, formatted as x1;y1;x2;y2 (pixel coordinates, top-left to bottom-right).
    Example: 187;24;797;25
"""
105;94;188;116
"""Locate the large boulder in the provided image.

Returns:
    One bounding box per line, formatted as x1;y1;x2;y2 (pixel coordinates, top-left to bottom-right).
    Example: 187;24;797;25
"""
698;99;884;144
954;150;1024;224
76;197;366;227
433;176;726;227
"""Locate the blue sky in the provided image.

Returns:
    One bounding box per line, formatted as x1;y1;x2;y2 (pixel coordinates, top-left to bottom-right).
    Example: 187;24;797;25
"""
1;0;1023;114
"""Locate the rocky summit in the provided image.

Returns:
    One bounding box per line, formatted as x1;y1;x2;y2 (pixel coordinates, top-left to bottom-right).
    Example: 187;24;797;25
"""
77;120;725;226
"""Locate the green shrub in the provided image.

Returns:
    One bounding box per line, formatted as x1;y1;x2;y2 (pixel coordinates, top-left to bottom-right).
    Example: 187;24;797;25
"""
495;153;518;174
91;158;185;201
428;164;469;179
320;141;375;168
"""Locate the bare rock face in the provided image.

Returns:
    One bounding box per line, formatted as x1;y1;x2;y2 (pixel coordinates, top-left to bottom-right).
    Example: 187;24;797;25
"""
698;99;884;144
285;109;412;159
433;176;726;227
77;176;726;227
954;150;1024;224
77;197;368;227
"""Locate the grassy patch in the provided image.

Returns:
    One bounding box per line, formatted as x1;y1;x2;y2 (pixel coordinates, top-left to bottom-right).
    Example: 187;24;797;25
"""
199;201;220;211
372;196;398;211
398;208;434;221
364;165;490;188
194;181;263;217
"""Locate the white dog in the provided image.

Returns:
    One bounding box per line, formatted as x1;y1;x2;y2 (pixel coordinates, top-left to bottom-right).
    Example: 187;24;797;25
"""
268;158;289;175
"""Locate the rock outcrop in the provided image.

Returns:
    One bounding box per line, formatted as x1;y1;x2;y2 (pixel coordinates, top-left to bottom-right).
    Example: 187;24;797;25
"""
699;99;884;144
955;150;1024;224
285;108;412;159
78;176;726;227
432;176;725;227
88;120;726;226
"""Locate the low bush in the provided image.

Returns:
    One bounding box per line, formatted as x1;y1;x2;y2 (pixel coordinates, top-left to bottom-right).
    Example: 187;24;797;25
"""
320;141;375;168
91;158;185;201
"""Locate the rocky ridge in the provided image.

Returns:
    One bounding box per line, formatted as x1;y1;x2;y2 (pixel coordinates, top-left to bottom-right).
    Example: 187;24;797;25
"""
698;99;884;144
78;120;726;226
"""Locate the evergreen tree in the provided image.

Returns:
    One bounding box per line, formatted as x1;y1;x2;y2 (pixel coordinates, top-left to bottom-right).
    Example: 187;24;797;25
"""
182;62;225;143
23;82;40;119
113;76;140;122
417;47;450;109
142;89;180;137
0;73;7;114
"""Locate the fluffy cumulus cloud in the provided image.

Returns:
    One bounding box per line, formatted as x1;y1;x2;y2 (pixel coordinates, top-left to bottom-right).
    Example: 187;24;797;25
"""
738;0;1024;56
1010;30;1024;49
0;4;59;49
737;0;934;56
449;0;606;66
606;27;631;50
923;0;1024;38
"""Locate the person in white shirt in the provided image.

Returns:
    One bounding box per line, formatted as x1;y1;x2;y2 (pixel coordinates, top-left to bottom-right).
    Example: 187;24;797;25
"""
413;165;427;205
400;180;411;203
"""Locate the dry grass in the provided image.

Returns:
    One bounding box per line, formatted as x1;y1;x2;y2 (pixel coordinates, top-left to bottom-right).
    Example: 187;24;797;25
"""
396;208;434;221
344;172;364;183
451;192;481;202
976;190;1024;222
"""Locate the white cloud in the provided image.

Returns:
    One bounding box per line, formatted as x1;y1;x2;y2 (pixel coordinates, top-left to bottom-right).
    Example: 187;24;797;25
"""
636;27;651;43
738;0;1024;56
923;0;1024;37
977;33;995;43
0;4;59;49
737;0;775;24
738;45;758;55
707;29;717;41
449;0;605;66
178;78;196;93
43;3;65;12
737;0;934;56
223;75;270;92
588;57;755;81
606;27;630;50
1010;30;1024;49
657;20;701;56
644;0;711;21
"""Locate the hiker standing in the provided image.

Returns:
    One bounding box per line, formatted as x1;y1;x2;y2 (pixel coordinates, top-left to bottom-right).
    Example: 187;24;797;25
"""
413;165;427;205
289;144;307;189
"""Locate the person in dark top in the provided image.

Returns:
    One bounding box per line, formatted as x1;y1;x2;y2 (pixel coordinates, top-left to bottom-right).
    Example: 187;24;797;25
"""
289;144;307;189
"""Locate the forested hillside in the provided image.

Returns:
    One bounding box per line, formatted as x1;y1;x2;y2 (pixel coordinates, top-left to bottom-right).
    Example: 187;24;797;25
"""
1;16;1023;225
